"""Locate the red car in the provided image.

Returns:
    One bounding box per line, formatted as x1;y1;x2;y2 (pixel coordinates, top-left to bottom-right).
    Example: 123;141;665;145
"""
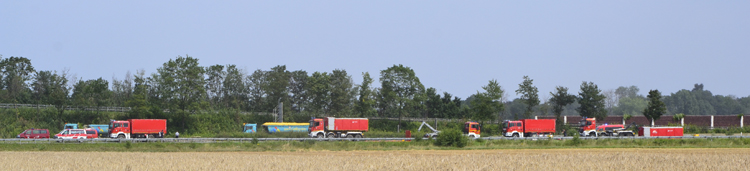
17;128;50;139
55;129;98;139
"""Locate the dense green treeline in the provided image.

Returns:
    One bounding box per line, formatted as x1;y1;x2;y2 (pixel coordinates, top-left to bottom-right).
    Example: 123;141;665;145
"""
1;55;749;135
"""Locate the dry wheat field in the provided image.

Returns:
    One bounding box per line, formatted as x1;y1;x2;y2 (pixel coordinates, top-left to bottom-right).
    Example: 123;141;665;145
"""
2;148;748;170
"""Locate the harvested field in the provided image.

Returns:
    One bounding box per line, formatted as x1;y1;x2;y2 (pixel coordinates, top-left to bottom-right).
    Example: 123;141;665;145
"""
2;148;748;170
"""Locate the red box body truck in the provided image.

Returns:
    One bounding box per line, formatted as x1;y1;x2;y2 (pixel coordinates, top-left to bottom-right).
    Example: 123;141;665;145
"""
309;117;368;138
109;119;167;139
502;119;556;137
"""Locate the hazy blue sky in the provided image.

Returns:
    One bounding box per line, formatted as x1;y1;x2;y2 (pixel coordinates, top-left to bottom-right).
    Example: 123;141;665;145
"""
2;1;748;100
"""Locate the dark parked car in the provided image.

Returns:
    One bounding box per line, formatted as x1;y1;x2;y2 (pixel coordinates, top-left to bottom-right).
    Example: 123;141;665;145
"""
17;128;50;139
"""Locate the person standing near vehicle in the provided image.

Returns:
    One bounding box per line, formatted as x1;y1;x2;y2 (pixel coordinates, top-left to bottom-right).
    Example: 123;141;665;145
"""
175;131;180;138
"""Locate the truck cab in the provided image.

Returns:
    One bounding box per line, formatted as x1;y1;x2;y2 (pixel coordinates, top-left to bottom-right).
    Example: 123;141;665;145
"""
579;118;597;137
243;123;257;133
463;121;481;138
502;120;523;137
64;123;78;129
309;118;325;138
109;120;131;138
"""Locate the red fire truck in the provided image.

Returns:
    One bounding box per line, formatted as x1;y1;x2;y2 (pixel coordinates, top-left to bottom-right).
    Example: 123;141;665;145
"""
502;119;556;137
463;121;481;138
579;117;598;137
109;119;167;139
309;117;368;138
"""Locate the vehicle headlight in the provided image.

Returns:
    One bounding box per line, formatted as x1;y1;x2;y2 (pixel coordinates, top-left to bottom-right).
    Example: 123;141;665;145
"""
17;135;20;138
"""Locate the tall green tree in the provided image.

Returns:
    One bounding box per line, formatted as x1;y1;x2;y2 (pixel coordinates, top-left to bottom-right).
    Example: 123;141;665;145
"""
0;56;35;103
110;71;133;107
379;64;424;127
288;70;308;113
205;64;226;108
577;81;607;121
355;72;376;117
424;87;442;118
264;65;290;112
32;70;70;116
247;69;268;112
222;65;248;110
549;86;576;129
71;78;111;114
308;71;330;115
515;76;539;119
643;89;666;126
127;70;151;118
471;79;504;125
329;69;353;117
152;55;207;112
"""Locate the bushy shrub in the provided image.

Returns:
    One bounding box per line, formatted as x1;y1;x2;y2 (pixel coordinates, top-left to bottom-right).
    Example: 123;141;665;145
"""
433;129;468;148
565;133;583;146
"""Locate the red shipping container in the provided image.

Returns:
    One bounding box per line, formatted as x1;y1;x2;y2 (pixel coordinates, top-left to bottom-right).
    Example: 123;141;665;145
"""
640;127;683;137
128;119;167;134
325;117;368;132
520;119;556;134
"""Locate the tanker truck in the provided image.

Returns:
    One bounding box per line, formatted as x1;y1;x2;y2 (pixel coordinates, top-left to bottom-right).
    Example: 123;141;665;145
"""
308;117;368;138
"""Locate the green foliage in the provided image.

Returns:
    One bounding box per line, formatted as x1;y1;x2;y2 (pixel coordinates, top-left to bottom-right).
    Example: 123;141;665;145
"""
328;69;354;117
413;135;423;142
623;114;632;121
515;76;539;119
379;64;425;121
673;113;685;121
356;72;377;117
124;141;132;149
644;89;666;123
433;129;468;148
471;79;504;125
565;133;583;146
550;86;575;130
614;97;647;116
151;55;207;112
577;81;607;121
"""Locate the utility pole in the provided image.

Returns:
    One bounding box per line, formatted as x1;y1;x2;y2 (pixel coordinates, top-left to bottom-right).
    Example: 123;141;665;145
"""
277;102;283;122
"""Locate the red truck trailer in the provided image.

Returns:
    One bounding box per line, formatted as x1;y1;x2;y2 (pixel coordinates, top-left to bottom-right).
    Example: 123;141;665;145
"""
502;119;556;137
109;119;167;139
309;117;368;138
639;127;684;137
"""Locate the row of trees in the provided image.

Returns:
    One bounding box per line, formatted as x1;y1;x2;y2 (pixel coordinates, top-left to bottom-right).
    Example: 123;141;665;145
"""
1;55;749;126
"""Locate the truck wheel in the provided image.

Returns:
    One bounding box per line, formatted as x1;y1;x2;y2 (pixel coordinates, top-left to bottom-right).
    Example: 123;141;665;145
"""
346;134;353;138
327;133;336;138
117;134;125;139
589;133;596;137
512;134;519;138
355;134;363;138
316;133;324;138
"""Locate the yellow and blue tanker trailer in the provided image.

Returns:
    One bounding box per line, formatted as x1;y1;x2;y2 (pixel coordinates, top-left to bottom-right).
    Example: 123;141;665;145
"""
261;122;310;133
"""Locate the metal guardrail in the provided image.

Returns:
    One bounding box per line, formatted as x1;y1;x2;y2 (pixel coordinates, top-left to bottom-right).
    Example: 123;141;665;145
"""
0;103;132;112
1;136;748;144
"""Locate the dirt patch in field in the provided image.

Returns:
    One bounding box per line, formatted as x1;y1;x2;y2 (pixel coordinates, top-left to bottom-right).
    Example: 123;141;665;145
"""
2;148;748;170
